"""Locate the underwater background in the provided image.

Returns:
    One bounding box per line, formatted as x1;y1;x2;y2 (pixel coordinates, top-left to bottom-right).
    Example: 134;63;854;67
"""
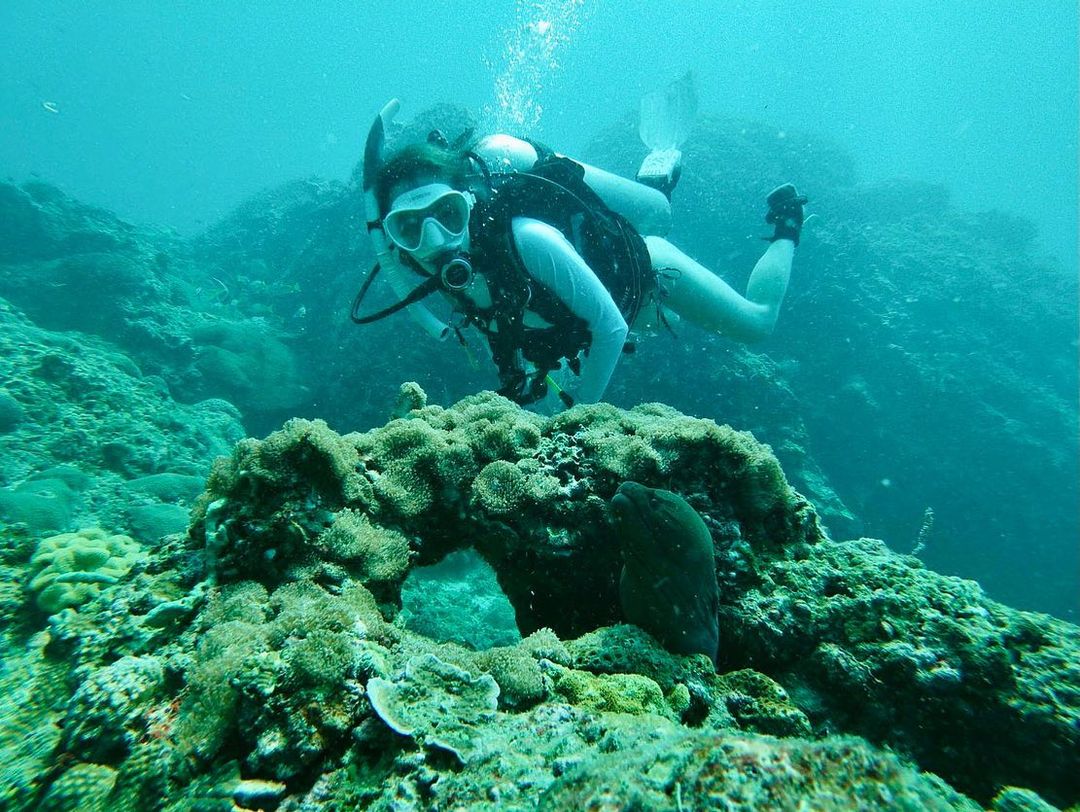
0;1;1077;810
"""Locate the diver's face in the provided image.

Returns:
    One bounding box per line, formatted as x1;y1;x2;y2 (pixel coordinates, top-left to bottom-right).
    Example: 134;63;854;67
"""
385;181;472;262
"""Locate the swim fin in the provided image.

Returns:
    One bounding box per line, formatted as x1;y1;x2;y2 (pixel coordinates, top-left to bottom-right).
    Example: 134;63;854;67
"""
637;71;697;199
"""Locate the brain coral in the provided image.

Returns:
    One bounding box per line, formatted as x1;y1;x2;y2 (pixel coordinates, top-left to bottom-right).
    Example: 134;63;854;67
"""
27;528;144;614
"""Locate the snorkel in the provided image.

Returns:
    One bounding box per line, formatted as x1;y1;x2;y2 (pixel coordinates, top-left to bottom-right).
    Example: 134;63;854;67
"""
361;99;451;341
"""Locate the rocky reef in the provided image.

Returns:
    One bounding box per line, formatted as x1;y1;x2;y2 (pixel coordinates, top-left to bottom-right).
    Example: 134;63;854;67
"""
0;386;1075;810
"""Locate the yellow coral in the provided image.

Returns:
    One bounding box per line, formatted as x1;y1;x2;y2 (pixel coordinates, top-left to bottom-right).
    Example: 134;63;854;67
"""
27;528;144;615
474;645;547;709
547;662;672;718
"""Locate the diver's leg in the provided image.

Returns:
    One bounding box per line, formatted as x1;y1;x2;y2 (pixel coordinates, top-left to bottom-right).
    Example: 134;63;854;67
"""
580;163;672;236
644;236;794;342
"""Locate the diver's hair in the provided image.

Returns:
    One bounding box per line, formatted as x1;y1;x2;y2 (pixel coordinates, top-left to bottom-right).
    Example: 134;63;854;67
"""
375;139;477;215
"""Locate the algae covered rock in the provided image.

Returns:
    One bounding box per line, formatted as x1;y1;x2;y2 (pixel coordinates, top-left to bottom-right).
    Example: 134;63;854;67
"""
37;762;118;812
719;535;1080;805
367;652;500;763
27;527;145;614
0;295;245;486
63;655;165;762
0;477;76;536
188;318;308;414
0;632;71;810
545;661;673;718
175;578;393;776
0;388;25;432
539;731;979;811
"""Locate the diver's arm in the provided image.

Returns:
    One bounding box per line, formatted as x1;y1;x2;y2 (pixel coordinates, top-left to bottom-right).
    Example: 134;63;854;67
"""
512;217;628;404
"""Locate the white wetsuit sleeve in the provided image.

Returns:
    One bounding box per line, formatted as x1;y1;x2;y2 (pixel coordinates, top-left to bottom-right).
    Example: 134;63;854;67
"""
511;216;628;404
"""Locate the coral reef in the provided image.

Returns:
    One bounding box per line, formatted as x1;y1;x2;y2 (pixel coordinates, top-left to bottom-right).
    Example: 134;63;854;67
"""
0;390;1075;808
190;391;819;642
367;653;500;764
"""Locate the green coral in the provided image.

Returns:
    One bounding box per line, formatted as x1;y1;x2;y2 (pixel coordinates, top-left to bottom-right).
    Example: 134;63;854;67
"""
410;390;544;464
474;645;547;710
313;508;411;586
356;416;476;519
519;627;571;666
713;669;812;737
175;618;273;759
256;418;367;503
281;626;358;691
177;578;394;774
391;380;427;418
545;661;672;718
27;527;144;614
37;762;118;812
472;458;561;516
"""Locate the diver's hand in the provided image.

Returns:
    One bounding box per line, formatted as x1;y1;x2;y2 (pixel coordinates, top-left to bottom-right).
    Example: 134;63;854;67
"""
765;183;808;246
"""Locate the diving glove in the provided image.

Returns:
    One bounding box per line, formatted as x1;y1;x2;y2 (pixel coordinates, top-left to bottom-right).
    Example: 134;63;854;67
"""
765;183;808;246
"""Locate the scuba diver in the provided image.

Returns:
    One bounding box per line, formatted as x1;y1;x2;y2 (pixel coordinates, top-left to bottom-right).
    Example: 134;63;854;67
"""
353;76;807;411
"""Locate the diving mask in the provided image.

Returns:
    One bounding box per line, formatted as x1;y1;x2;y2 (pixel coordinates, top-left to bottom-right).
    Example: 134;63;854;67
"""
384;183;473;258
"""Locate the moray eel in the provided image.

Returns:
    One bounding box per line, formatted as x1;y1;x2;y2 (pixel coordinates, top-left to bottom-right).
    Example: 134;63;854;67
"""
610;481;720;665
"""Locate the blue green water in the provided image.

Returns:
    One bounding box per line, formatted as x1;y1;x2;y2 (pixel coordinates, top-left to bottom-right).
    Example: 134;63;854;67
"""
2;2;1076;265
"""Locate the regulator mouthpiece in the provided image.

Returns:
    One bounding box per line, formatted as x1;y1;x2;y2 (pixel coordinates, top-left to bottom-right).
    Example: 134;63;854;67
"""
440;254;474;290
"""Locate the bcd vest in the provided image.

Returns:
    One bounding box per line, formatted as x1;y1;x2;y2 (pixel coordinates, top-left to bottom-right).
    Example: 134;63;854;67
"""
458;148;655;404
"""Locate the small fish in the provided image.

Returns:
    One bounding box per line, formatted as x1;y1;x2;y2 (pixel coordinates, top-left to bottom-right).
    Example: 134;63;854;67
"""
42;101;59;114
